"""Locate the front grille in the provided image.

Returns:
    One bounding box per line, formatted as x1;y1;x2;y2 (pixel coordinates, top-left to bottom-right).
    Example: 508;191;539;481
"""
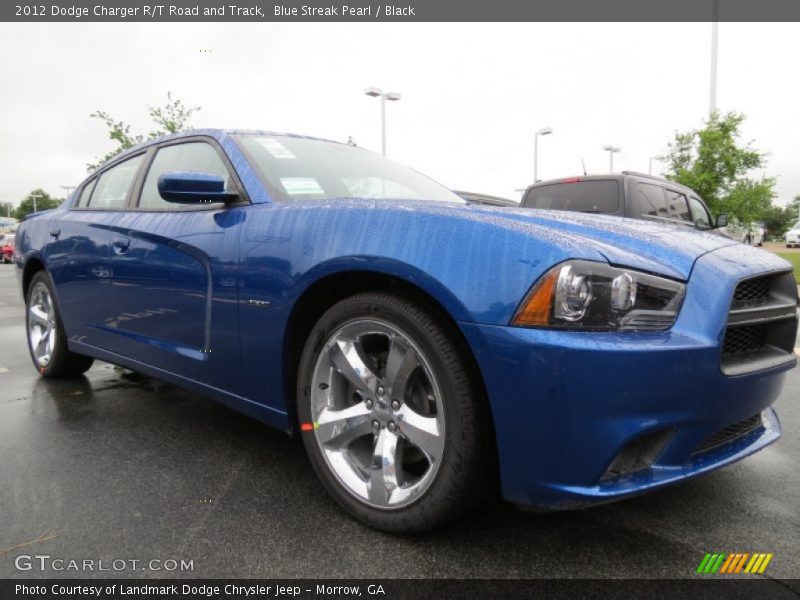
720;272;798;375
732;277;770;308
722;324;767;355
693;414;762;455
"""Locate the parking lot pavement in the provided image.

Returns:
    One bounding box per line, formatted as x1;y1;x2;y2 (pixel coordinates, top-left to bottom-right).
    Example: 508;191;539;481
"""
0;263;798;582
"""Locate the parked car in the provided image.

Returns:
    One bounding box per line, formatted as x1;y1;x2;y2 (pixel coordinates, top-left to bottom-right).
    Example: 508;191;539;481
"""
454;190;518;207
786;221;800;247
15;130;797;532
751;222;766;246
722;217;766;246
1;234;14;263
522;172;728;232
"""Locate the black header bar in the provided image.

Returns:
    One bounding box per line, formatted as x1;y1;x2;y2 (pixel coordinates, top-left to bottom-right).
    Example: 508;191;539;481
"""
4;0;800;22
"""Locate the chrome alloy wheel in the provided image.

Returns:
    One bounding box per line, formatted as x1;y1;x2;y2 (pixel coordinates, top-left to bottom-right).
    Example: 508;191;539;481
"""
310;319;445;509
28;282;57;368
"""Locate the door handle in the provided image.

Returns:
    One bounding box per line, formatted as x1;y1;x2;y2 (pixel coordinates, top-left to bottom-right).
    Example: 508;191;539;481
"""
112;237;130;251
49;228;60;238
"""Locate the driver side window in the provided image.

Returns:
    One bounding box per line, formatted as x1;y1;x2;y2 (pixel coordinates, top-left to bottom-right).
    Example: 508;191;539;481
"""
688;196;712;229
138;141;232;210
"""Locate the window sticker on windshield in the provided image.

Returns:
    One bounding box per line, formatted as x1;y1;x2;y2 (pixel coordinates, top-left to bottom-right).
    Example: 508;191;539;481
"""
256;137;296;159
280;177;325;196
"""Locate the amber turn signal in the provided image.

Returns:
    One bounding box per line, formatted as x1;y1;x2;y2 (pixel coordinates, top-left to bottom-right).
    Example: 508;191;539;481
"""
511;269;558;326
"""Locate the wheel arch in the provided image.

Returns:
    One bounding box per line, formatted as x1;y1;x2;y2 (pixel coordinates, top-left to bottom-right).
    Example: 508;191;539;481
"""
281;266;492;437
21;254;47;300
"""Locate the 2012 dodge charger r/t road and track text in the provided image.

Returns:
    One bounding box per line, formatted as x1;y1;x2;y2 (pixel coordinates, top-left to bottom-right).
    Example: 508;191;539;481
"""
14;130;798;532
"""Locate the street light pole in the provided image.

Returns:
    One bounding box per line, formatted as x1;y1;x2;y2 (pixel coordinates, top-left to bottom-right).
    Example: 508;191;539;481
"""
710;0;719;115
364;87;402;156
533;127;553;183
603;145;621;173
30;192;43;213
60;185;76;200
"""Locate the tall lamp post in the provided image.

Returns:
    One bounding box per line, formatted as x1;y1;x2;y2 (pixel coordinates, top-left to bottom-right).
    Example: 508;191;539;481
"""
649;155;665;175
60;185;76;200
533;127;553;183
364;86;402;156
30;192;43;214
603;145;621;172
710;0;719;115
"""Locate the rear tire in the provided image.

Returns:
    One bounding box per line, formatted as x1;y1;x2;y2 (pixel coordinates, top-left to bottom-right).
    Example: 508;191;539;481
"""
26;271;94;378
296;291;493;533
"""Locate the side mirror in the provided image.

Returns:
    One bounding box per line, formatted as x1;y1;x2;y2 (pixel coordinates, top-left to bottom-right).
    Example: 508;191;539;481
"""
157;171;238;204
715;213;728;228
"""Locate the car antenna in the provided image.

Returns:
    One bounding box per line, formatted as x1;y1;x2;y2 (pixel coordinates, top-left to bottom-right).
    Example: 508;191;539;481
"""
581;157;587;175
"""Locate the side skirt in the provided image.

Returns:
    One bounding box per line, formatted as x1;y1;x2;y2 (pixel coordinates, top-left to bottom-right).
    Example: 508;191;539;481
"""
68;340;291;433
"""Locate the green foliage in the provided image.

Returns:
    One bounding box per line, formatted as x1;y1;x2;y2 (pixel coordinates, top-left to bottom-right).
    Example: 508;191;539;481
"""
664;112;775;223
775;252;800;284
0;201;15;219
759;196;800;238
14;189;62;220
87;92;201;172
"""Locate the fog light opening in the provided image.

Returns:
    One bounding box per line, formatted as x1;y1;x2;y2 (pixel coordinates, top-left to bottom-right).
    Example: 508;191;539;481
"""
600;428;676;481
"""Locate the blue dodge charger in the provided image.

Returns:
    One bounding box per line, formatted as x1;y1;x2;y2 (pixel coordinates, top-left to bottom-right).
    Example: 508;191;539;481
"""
15;130;798;532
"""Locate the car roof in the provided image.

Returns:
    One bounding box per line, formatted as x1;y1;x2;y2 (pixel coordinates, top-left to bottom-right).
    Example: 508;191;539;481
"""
97;128;345;173
525;172;697;195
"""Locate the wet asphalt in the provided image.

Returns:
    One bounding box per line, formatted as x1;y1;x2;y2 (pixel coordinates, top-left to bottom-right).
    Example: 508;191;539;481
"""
0;264;798;582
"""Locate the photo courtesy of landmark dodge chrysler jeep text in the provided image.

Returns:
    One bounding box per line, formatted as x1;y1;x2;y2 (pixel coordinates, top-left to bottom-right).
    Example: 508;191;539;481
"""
14;130;798;532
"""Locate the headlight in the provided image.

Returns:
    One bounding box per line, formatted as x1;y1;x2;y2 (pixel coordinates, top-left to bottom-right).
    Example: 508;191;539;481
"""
511;260;685;331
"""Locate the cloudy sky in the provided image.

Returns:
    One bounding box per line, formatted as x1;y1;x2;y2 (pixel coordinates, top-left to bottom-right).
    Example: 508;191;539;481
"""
1;22;798;206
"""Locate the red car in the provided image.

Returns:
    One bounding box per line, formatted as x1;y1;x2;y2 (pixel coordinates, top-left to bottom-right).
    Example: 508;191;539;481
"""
1;234;14;264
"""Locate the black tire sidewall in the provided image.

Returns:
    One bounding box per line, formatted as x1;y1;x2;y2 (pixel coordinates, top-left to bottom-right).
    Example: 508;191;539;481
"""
296;292;485;533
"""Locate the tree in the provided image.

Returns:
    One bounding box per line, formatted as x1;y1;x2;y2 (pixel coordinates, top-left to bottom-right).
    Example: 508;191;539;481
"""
88;92;201;172
664;112;775;223
14;189;62;220
0;201;14;219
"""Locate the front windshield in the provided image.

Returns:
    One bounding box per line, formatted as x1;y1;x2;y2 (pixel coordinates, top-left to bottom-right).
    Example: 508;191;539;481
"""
236;134;464;204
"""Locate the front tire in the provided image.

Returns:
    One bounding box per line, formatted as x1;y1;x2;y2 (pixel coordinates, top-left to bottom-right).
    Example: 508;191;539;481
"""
26;271;94;378
297;292;492;533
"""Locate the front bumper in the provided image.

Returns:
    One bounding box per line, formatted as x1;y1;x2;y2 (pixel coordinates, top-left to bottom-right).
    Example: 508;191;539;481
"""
461;245;795;509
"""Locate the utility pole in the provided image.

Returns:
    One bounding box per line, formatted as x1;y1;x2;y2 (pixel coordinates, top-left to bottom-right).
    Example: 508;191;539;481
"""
710;0;719;115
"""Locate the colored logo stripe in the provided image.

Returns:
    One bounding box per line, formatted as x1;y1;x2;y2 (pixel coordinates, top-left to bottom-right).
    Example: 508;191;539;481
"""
698;553;773;574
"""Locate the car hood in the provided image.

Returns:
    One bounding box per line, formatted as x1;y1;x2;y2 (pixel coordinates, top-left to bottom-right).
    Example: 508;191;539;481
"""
453;204;740;281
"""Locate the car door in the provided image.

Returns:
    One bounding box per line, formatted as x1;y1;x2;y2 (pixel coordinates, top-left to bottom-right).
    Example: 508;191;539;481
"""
107;138;248;395
45;153;146;350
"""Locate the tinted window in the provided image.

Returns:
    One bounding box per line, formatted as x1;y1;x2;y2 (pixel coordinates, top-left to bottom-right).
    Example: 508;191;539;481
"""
523;180;619;213
139;142;232;209
88;155;144;210
688;196;711;229
664;190;692;222
632;183;692;223
75;179;96;208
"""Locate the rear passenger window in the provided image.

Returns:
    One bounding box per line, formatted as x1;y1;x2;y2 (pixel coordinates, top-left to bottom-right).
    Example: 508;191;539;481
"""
138;142;231;210
75;179;96;208
88;154;144;210
523;180;619;213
